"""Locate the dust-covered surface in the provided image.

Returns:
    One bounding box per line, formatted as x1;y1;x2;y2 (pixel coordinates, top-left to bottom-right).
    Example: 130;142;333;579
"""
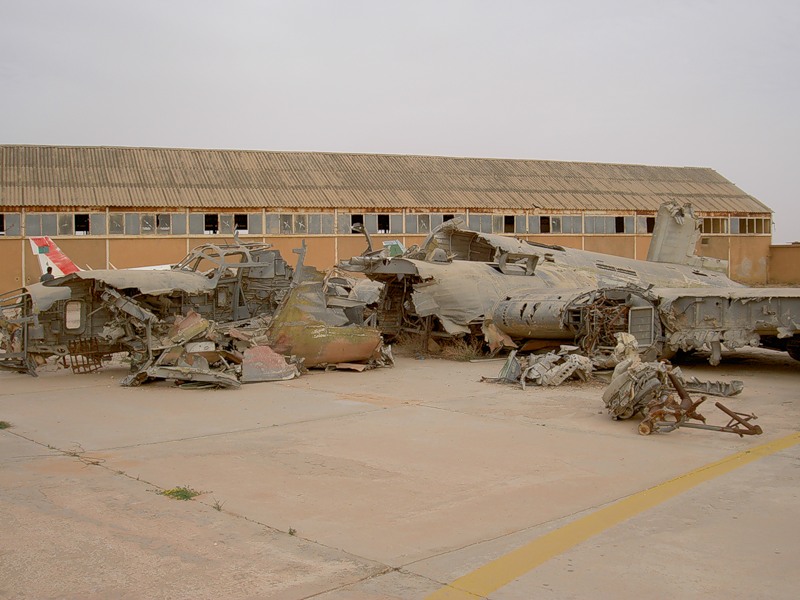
0;348;798;599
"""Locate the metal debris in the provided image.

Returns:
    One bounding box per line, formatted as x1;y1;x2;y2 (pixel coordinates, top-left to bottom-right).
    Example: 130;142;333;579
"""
240;346;300;383
0;240;391;387
482;346;592;389
603;355;760;437
340;202;800;365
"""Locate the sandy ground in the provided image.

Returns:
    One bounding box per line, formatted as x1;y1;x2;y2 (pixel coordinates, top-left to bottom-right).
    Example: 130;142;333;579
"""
0;348;798;599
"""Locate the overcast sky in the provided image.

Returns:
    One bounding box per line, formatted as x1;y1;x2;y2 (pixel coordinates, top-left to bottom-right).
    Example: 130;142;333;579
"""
1;0;798;242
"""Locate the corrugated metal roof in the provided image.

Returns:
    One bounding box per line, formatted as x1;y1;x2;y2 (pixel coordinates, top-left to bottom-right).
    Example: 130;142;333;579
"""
0;145;772;214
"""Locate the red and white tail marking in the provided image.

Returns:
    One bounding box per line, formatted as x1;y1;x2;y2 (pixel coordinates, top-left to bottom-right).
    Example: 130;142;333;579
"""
29;237;82;277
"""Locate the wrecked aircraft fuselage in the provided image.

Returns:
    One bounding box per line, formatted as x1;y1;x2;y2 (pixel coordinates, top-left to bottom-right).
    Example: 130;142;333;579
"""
341;206;800;365
0;241;390;385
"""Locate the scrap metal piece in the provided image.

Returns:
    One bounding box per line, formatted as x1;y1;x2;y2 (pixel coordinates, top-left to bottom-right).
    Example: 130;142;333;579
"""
240;345;300;383
267;270;390;369
482;346;592;389
604;358;761;436
638;397;762;437
683;376;744;398
67;337;106;374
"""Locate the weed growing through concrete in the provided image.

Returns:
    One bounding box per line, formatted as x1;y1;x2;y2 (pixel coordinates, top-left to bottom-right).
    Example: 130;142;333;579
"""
212;498;224;511
160;486;201;501
0;421;12;429
288;527;297;536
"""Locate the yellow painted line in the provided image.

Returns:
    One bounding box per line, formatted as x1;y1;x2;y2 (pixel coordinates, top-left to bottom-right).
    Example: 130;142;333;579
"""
427;432;800;600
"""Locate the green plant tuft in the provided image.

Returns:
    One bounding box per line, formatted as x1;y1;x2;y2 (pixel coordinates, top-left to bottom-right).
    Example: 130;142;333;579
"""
160;485;201;501
0;421;12;429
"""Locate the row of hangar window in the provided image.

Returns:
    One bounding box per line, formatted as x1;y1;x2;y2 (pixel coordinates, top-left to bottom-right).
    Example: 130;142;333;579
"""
0;212;772;237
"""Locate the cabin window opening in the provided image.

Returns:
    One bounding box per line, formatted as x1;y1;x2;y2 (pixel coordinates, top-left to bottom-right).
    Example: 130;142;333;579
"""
65;301;83;331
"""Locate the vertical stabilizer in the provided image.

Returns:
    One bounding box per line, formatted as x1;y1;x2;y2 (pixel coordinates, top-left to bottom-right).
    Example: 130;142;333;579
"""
646;201;727;273
29;237;82;277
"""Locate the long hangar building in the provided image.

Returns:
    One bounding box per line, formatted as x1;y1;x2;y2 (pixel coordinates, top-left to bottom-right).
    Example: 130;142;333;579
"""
0;144;775;292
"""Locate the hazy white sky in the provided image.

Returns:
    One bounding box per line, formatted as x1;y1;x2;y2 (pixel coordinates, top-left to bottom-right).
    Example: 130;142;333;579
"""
2;0;798;241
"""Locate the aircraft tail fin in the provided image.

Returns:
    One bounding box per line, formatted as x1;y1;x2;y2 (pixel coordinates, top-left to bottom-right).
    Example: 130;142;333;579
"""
29;237;82;277
647;201;728;273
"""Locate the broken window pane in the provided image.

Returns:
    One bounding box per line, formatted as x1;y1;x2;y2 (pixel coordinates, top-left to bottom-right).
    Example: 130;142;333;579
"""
74;214;90;235
540;216;551;234
377;214;390;233
157;214;171;234
417;214;430;233
350;214;364;232
234;213;248;233
551;216;561;234
140;214;156;234
279;214;294;234
219;214;233;234
294;214;307;233
204;214;219;234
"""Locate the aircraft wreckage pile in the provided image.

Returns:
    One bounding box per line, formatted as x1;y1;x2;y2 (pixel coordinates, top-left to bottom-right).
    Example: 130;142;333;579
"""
339;201;800;366
0;201;798;398
0;241;391;388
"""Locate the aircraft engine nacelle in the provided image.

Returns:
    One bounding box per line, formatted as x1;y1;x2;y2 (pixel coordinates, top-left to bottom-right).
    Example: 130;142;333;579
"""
491;291;585;340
